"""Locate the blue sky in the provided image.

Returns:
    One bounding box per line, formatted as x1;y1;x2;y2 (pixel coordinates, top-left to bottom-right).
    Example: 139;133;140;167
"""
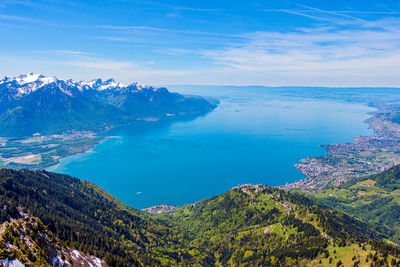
1;0;400;86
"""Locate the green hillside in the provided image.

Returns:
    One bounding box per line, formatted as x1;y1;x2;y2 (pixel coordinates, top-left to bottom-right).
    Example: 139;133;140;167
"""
307;164;400;244
0;169;399;266
158;185;397;266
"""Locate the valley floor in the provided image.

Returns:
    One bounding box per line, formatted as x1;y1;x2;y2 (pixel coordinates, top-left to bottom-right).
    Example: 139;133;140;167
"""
0;132;104;170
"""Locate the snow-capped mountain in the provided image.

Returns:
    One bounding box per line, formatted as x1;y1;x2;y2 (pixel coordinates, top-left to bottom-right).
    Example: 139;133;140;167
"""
0;73;217;137
0;73;154;98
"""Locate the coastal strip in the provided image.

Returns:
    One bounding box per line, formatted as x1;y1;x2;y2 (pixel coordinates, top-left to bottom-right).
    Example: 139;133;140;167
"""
282;106;400;191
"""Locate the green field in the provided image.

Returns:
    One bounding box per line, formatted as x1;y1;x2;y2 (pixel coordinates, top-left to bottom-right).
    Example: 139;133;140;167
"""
0;133;103;170
307;165;400;244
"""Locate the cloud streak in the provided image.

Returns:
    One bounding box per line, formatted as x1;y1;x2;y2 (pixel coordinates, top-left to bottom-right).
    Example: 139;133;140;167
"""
1;1;400;86
99;24;244;39
0;14;43;23
197;19;400;86
0;50;194;85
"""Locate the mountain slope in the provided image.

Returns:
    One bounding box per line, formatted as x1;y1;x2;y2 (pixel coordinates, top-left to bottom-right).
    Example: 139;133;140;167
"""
0;217;107;266
307;164;400;243
0;74;217;137
0;169;399;266
157;185;397;266
0;169;183;266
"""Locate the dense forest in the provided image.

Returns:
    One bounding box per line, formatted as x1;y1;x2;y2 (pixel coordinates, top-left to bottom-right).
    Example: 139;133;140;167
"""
0;169;399;266
0;169;183;266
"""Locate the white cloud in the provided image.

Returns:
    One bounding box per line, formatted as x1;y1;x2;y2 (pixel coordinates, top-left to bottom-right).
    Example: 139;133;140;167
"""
0;52;193;85
2;4;400;86
64;59;135;71
194;21;400;86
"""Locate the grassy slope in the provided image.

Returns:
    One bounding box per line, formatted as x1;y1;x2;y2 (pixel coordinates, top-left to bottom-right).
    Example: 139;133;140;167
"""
157;186;398;266
306;164;400;243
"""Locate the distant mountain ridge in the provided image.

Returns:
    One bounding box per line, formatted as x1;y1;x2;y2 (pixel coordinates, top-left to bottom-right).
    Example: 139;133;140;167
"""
0;73;154;98
0;73;217;137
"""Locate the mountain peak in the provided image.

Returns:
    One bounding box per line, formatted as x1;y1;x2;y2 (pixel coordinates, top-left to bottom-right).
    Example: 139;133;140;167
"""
15;73;56;85
0;73;217;136
0;74;143;96
0;73;59;97
76;77;127;91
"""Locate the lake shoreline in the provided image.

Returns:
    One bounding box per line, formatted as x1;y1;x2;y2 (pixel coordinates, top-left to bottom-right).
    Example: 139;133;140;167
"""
282;104;400;191
46;87;378;209
0;110;217;171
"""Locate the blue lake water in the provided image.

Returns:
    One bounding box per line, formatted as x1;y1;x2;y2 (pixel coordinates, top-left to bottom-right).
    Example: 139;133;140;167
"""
48;86;375;209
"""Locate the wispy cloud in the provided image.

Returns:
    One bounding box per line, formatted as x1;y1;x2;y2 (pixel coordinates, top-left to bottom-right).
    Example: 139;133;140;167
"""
172;6;229;12
99;24;243;39
65;59;135;71
196;16;400;86
263;10;400;15
119;0;230;13
40;50;93;56
280;10;338;23
0;49;194;85
93;36;130;42
0;14;43;23
263;5;400;30
295;4;365;22
95;24;246;49
2;1;400;86
0;0;34;8
263;4;400;35
33;50;136;71
336;11;400;15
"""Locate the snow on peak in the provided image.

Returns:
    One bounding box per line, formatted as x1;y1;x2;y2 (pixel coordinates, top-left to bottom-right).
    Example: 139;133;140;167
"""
0;73;58;86
0;73;153;97
99;78;126;90
0;76;11;84
15;73;41;84
77;77;127;91
4;73;59;96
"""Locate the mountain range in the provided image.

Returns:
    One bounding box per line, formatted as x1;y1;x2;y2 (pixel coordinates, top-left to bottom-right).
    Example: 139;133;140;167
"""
0;73;217;137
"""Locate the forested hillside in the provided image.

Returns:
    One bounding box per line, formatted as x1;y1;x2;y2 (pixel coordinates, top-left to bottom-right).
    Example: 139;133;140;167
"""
0;169;399;266
0;169;183;266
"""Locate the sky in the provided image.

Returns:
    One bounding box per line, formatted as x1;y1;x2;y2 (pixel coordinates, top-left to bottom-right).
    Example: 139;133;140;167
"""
1;0;400;86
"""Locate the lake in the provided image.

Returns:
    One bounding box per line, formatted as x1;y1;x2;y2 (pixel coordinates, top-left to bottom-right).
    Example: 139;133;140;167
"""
48;86;375;209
